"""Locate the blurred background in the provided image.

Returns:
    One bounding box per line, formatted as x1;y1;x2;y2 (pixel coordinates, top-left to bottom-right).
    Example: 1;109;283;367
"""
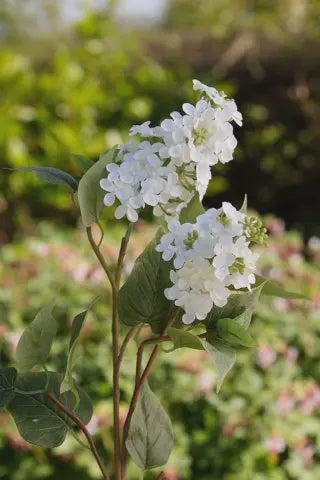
0;1;320;479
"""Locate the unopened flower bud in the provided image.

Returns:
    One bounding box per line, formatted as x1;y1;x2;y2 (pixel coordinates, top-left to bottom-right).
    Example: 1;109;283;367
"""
244;216;268;245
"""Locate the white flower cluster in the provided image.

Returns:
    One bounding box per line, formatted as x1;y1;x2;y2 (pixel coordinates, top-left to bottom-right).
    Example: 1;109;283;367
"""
100;79;242;222
99;79;261;324
156;203;259;324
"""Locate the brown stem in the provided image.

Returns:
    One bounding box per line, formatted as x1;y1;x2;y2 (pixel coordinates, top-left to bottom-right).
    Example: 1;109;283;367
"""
112;224;133;479
117;327;139;369
86;227;116;292
111;287;121;480
121;308;179;479
45;391;110;480
135;336;170;387
115;224;132;288
86;226;121;480
156;473;165;480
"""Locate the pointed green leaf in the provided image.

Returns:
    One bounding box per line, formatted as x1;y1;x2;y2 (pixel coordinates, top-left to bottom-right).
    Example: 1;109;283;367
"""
78;147;118;227
216;318;255;347
126;383;173;470
167;328;204;351
118;235;171;334
256;275;308;300
179;194;205;223
8;372;92;448
61;311;87;399
69;311;87;351
240;194;248;213
0;367;17;409
5;166;78;191
205;281;265;330
72;154;95;172
16;301;57;372
203;282;265;391
201;339;236;393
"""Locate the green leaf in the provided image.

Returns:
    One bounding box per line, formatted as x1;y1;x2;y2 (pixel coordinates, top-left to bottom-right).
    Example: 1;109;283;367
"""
16;301;57;372
215;318;255;348
6;166;78;191
8;372;92;448
240;194;248;213
167;328;204;351
0;367;17;409
200;339;236;393
179;194;205;223
118;234;171;334
203;282;265;391
126;383;173;470
69;311;87;351
205;282;265;330
61;311;87;400
72;154;95;173
78;147;118;227
256;275;308;300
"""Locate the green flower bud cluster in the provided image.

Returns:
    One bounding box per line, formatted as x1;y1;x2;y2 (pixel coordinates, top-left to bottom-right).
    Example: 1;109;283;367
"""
184;230;199;249
229;257;245;274
243;216;268;245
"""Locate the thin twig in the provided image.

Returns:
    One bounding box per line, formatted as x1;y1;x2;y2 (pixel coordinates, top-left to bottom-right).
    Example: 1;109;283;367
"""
45;391;110;480
86;227;116;292
135;336;170;387
86;225;121;480
115;224;132;288
111;283;121;480
112;223;133;479
117;327;139;369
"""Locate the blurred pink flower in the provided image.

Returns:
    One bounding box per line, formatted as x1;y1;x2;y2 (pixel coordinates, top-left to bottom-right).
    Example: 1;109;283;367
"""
299;385;320;415
195;371;214;396
0;324;8;336
31;242;50;258
256;345;277;369
86;415;99;436
276;391;295;416
265;435;286;455
5;331;22;355
222;421;242;437
284;346;298;364
269;268;283;282
272;298;290;312
294;439;314;467
265;218;285;236
90;268;104;284
7;431;31;451
71;262;92;284
163;466;180;480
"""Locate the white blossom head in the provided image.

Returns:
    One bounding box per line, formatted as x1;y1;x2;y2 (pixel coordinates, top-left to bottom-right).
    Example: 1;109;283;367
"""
158;202;260;324
100;79;242;222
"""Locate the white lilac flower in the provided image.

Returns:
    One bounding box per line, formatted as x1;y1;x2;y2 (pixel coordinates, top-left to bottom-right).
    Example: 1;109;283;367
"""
156;217;215;268
158;203;259;323
151;82;241;199
100;79;242;222
225;236;259;290
100;140;194;222
130;121;154;137
164;259;230;324
192;79;243;126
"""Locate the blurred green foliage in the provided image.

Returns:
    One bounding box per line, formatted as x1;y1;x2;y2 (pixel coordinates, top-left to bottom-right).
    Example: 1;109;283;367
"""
0;0;319;240
1;219;320;479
